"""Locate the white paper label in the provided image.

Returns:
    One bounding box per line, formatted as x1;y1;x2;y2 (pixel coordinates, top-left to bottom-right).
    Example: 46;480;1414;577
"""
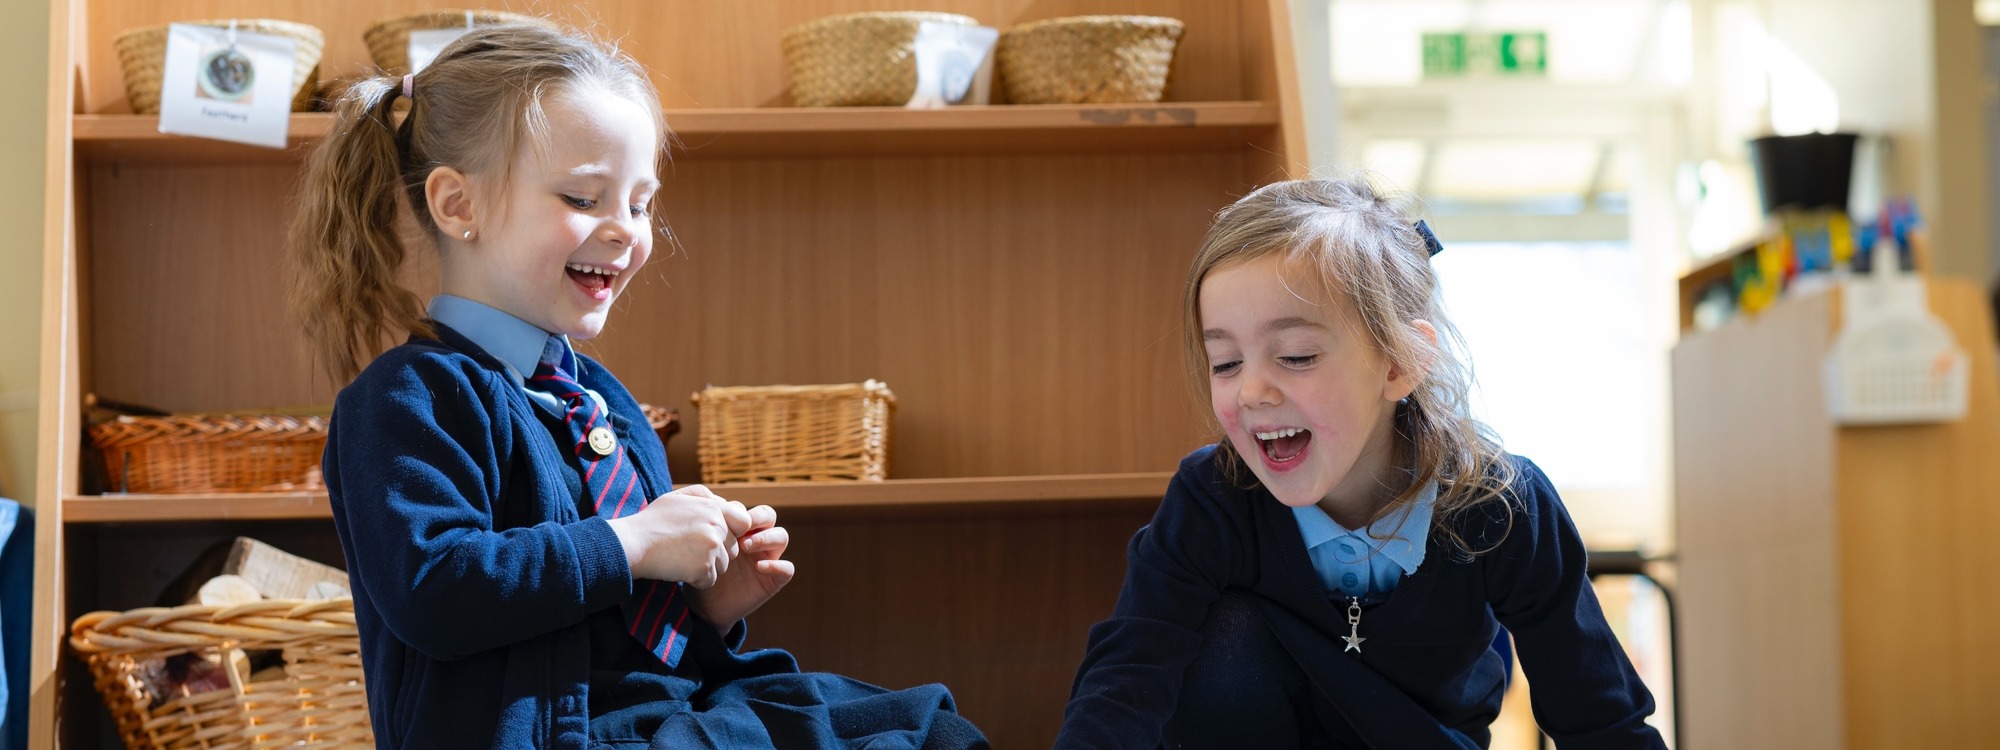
408;27;470;74
908;23;998;109
157;23;296;149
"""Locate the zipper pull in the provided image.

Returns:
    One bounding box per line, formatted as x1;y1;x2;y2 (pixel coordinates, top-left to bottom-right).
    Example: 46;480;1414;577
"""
1342;596;1366;653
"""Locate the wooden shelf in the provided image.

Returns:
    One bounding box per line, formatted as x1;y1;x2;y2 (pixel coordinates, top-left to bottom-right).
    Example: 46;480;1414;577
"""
62;472;1172;523
72;102;1281;164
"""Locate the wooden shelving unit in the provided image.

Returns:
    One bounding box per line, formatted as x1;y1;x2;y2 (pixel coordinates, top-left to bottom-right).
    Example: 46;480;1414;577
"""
1672;278;2000;748
33;1;1307;747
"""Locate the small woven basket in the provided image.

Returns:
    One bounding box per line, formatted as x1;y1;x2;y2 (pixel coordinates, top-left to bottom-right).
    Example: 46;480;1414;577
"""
692;381;895;483
112;19;325;115
781;12;979;107
70;598;371;750
361;9;552;74
89;406;677;494
997;15;1184;104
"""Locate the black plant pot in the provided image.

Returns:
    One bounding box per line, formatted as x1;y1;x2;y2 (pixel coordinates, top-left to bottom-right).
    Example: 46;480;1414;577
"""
1748;132;1859;214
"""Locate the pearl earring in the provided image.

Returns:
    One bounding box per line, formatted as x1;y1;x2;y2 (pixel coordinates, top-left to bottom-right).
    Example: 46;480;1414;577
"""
462;230;473;240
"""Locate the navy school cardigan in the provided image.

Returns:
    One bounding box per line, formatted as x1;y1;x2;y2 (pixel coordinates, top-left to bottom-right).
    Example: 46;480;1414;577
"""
324;325;707;749
1055;446;1667;749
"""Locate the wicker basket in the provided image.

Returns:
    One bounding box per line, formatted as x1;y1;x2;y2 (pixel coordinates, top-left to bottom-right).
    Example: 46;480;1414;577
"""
90;415;330;494
112;19;325;115
997;15;1184;104
89;406;678;494
692;381;895;483
781;12;979;107
361;9;552;75
70;598;371;750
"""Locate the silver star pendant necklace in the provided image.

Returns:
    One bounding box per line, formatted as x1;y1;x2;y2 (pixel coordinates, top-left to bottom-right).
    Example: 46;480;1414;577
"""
1343;597;1367;653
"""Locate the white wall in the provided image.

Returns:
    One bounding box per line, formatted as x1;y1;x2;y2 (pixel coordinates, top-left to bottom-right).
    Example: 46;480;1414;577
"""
0;0;47;504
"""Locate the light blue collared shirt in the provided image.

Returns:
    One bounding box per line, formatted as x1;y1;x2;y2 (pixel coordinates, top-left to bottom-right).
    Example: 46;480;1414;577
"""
1292;481;1437;600
428;295;592;415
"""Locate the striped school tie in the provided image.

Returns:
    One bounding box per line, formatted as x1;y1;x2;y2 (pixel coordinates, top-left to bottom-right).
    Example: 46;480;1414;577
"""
525;349;692;669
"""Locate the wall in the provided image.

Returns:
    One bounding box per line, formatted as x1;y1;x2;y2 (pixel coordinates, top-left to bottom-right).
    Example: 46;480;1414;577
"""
0;0;47;504
1762;0;1989;280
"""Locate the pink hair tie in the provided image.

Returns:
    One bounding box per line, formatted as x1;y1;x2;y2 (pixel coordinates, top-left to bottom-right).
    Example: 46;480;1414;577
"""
401;74;414;99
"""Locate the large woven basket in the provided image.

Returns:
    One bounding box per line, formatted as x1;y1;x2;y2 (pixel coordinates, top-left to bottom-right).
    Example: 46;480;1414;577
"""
361;9;552;74
997;15;1184;104
112;19;325;115
781;12;979;107
89;406;678;494
70;598;371;750
692;381;895;483
90;415;330;494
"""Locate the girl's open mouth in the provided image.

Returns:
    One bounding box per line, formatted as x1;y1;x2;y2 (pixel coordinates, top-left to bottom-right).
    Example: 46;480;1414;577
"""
1255;427;1312;464
566;262;619;300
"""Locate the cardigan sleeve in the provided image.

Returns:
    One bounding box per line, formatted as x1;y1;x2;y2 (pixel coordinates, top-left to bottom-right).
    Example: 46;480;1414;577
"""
1484;457;1667;749
326;349;633;661
1055;449;1247;750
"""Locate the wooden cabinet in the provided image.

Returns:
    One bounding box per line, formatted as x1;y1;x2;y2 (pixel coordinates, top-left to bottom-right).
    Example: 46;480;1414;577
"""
31;1;1307;746
1671;278;2000;748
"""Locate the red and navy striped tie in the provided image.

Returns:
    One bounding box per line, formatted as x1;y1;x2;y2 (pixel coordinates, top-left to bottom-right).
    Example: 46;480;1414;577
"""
526;354;691;669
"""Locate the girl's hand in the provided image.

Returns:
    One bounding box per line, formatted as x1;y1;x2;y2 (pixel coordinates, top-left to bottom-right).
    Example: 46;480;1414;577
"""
607;484;753;588
688;504;795;630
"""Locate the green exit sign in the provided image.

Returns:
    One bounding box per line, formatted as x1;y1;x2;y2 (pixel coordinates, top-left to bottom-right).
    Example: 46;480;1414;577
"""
1422;32;1548;77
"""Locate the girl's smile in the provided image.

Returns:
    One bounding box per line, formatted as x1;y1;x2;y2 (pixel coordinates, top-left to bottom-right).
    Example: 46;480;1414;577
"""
1249;424;1313;471
565;260;626;302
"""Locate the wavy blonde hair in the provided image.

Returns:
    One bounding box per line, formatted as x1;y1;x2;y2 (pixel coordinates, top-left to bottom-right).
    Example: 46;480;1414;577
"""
1181;177;1517;556
287;23;665;383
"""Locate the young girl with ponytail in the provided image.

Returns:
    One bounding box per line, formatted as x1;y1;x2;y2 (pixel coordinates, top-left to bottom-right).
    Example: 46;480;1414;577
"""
290;23;985;750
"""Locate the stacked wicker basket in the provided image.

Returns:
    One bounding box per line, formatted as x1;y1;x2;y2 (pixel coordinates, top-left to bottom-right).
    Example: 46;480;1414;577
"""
782;12;1185;107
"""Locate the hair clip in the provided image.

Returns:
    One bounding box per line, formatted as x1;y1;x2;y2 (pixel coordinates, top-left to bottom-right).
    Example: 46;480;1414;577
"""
401;74;414;99
1414;220;1443;257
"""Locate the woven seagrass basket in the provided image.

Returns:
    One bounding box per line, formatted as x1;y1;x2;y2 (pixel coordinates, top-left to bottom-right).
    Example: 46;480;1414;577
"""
88;405;678;494
112;19;325;115
70;598;372;750
781;12;979;107
90;414;329;494
692;381;895;483
361;9;552;74
997;15;1184;104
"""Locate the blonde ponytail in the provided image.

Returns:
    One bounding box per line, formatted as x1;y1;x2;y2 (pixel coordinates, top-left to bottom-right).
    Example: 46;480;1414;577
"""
287;76;432;383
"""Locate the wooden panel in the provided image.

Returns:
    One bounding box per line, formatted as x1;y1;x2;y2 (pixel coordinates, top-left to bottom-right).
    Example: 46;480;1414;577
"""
87;162;354;412
597;151;1234;478
745;500;1155;749
81;0;1255;114
1670;286;1843;750
1835;279;2000;748
32;0;79;745
1240;0;1306;180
